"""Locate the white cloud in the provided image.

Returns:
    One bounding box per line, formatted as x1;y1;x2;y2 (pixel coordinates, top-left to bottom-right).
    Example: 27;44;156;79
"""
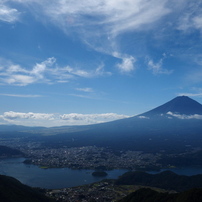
20;0;170;36
68;94;94;99
3;111;55;120
31;57;56;79
177;2;202;32
7;65;28;74
177;93;202;97
76;88;94;93
6;0;174;76
0;111;130;127
0;57;111;86
193;15;202;30
4;1;201;78
147;57;173;75
113;52;136;73
167;111;202;120
0;93;42;98
138;116;149;119
95;64;112;76
0;3;20;23
5;75;36;86
60;113;130;125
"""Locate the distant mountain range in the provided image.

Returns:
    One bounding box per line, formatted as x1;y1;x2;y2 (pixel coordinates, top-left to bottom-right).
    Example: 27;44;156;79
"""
1;96;202;153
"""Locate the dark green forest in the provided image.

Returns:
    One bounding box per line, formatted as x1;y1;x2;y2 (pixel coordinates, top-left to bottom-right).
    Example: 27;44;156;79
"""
119;188;202;202
116;170;202;192
0;175;55;202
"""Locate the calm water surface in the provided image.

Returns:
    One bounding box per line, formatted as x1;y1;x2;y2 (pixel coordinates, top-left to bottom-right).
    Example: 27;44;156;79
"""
1;158;202;189
0;158;127;189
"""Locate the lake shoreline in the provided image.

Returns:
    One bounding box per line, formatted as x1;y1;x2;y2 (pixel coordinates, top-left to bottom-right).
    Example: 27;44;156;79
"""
1;157;202;189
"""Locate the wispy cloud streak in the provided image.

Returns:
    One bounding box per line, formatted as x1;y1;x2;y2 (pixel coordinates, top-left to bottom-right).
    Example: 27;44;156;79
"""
0;93;42;98
0;3;20;23
5;0;176;74
0;57;111;86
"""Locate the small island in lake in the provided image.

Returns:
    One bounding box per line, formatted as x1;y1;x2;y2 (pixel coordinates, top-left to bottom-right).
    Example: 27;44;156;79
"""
92;171;108;177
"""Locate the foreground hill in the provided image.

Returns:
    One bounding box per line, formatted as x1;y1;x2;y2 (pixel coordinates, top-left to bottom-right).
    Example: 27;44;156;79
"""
116;171;202;192
0;145;23;158
0;175;55;202
119;188;202;202
47;171;202;201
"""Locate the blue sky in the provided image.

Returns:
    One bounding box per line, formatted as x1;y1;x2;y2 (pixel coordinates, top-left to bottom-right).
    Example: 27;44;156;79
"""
0;0;202;127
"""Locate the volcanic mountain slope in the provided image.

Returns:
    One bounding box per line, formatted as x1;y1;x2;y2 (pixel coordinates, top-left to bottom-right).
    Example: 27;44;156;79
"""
1;96;202;153
141;96;202;117
40;96;202;153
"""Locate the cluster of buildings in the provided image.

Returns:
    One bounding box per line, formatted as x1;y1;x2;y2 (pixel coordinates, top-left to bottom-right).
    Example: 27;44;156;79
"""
24;146;162;170
0;136;162;170
46;180;135;202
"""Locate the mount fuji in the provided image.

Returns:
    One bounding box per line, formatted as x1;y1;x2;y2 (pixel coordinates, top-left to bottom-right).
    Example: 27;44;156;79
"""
140;96;202;118
36;96;202;153
1;96;202;153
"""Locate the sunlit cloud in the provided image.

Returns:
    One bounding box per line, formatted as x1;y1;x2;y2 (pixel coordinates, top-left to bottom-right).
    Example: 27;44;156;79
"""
113;52;136;73
76;88;94;93
60;113;130;125
4;1;201;78
0;111;130;127
177;93;202;97
0;93;43;98
146;56;173;75
0;57;111;86
167;111;202;120
5;0;177;75
5;75;36;86
3;111;55;120
68;94;95;100
177;2;202;32
0;3;20;23
23;0;171;36
138;116;149;119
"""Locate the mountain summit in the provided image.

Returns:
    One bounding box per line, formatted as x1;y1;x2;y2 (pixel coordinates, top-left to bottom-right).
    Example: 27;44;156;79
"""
1;96;202;153
141;96;202;117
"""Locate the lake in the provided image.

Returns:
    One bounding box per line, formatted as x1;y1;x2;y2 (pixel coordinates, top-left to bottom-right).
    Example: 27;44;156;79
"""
0;158;128;189
1;158;202;189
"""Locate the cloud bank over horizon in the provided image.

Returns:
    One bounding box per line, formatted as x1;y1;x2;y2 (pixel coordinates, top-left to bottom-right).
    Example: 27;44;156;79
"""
0;111;130;127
